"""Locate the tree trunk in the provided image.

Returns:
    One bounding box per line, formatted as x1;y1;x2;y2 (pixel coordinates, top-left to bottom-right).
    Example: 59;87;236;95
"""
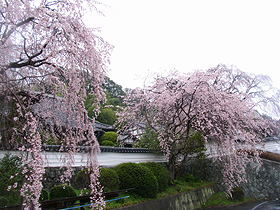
169;155;176;183
176;153;188;180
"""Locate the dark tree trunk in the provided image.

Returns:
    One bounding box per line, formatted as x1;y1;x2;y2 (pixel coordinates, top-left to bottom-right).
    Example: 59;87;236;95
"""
169;155;176;183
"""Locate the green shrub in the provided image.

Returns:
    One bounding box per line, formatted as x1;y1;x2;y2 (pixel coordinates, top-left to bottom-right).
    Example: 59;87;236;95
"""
0;196;8;207
101;140;114;147
181;173;199;183
231;187;244;201
97;108;117;125
187;158;212;181
139;162;169;192
0;153;23;193
137;126;159;150
114;162;158;198
49;184;77;200
40;189;49;201
99;167;119;192
75;167;119;192
101;132;118;143
97;108;116;125
0;153;23;205
2;190;21;206
74;169;90;189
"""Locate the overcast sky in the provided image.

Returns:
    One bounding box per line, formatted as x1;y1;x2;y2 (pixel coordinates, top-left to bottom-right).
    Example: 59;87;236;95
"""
84;0;280;90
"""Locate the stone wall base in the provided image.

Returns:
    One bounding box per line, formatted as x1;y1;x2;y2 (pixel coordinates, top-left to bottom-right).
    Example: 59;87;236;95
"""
115;185;217;210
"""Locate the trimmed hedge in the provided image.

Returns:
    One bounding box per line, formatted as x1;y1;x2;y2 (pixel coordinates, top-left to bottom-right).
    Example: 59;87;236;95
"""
0;153;23;206
139;162;169;192
99;167;119;192
75;167;119;192
101;140;114;147
181;173;200;183
49;184;77;200
40;189;49;201
75;169;90;189
114;162;158;198
101;132;118;143
0;196;8;207
39;189;49;201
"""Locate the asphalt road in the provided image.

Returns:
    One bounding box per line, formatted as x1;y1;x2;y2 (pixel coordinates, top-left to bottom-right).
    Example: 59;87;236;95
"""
200;199;280;210
250;200;280;210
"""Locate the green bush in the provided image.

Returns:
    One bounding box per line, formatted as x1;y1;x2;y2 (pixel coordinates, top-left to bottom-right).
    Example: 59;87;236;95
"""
1;190;21;206
114;162;158;198
0;196;8;207
231;187;244;201
99;167;119;192
137;126;159;150
74;169;91;189
97;108;116;125
101;132;118;143
139;162;169;192
75;167;119;192
181;173;199;183
49;184;77;200
0;153;23;193
40;189;49;201
0;153;23;206
101;140;114;147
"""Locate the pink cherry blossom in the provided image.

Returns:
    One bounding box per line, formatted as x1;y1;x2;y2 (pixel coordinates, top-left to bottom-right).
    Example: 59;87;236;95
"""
0;0;111;209
117;65;280;193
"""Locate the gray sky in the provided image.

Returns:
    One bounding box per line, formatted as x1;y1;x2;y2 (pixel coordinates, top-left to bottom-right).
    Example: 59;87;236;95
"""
84;0;280;90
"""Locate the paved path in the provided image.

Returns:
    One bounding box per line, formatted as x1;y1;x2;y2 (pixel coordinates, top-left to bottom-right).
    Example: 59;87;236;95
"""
200;199;280;210
250;200;280;210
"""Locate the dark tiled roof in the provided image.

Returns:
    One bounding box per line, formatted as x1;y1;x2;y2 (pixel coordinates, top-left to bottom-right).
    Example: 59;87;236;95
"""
40;145;148;153
94;121;115;132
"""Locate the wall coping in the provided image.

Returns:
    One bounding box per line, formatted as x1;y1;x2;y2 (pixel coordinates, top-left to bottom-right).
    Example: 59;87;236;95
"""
0;145;150;153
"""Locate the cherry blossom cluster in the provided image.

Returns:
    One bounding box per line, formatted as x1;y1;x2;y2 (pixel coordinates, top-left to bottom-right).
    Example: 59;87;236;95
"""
1;0;111;209
117;66;279;193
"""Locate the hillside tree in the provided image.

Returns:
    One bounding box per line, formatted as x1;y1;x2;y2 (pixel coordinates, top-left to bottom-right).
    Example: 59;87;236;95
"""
85;77;125;124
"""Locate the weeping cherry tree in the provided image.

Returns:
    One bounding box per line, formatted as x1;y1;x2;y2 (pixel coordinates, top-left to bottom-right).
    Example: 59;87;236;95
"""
117;64;280;192
0;0;112;209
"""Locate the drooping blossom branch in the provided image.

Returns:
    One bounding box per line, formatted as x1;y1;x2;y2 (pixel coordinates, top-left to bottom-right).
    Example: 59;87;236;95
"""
0;0;112;209
117;66;279;193
19;111;44;209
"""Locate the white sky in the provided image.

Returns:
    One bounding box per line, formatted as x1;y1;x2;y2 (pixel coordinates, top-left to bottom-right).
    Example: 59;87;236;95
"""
84;0;280;90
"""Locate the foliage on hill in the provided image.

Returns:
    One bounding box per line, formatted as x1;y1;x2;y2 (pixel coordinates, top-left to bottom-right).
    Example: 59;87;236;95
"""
85;77;126;124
